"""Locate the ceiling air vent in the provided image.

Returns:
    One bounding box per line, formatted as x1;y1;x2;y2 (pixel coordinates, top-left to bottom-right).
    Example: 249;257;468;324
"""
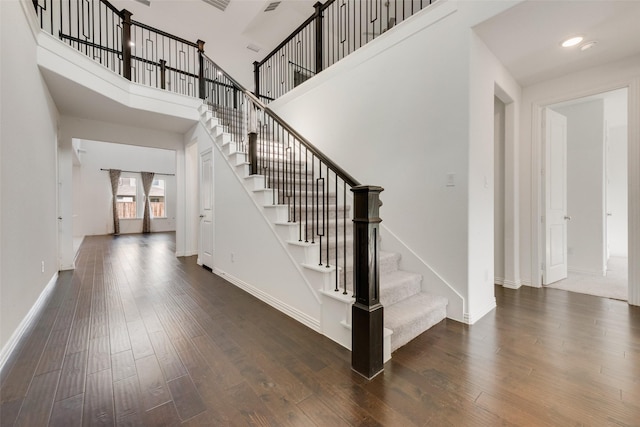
264;1;281;12
202;0;231;12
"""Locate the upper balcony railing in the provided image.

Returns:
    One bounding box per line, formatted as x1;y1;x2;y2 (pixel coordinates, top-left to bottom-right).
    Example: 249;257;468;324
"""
253;0;437;101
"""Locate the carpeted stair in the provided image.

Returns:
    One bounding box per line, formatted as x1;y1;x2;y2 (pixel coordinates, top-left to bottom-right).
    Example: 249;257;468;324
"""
202;103;447;354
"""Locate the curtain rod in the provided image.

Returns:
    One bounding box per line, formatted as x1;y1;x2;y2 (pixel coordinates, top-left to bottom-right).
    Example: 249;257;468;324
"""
100;168;175;176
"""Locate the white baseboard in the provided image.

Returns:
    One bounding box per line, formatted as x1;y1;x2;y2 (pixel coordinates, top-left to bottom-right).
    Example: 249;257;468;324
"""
495;277;522;289
176;250;198;257
212;267;320;333
501;279;522;289
464;297;496;325
0;272;59;374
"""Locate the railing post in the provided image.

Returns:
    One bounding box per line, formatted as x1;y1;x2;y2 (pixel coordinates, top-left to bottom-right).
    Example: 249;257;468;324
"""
253;61;260;98
197;39;206;100
249;133;258;175
159;60;167;90
121;9;132;80
248;105;258;175
351;185;384;379
313;2;323;75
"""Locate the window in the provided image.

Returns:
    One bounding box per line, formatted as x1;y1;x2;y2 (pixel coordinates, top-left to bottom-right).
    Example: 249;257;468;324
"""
116;177;137;219
149;179;165;218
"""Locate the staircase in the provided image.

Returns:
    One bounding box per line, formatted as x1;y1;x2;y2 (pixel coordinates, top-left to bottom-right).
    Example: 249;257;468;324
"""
199;103;447;356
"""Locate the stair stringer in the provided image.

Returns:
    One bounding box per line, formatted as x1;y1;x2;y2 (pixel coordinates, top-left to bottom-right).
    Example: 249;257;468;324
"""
379;223;465;323
195;115;323;333
199;105;392;359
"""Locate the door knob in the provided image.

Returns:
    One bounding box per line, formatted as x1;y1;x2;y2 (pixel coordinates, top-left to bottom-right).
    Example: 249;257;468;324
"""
607;213;613;217
58;216;62;220
564;216;572;221
199;215;205;218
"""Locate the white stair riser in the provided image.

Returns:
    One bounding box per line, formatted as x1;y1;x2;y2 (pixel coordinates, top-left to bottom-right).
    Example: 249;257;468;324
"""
253;188;276;206
287;242;320;265
229;152;246;166
263;205;289;223
244;175;265;191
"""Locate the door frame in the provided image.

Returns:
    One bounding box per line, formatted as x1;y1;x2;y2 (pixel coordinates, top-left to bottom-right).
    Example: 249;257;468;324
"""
531;79;640;305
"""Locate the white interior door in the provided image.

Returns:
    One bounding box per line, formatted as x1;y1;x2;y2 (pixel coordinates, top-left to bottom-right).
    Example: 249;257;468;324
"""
544;108;569;285
199;149;214;268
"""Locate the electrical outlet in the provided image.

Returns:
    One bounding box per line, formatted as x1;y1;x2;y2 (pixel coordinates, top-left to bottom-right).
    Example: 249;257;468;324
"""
41;261;45;273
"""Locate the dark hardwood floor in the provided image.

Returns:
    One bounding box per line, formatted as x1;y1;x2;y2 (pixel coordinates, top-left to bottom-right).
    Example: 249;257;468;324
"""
1;232;639;426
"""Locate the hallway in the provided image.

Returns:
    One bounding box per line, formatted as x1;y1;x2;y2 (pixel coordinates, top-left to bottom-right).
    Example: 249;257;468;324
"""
1;233;639;426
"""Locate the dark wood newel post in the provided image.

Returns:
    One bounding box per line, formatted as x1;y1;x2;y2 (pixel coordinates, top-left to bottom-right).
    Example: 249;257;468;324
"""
121;9;132;81
197;40;206;100
313;2;324;75
253;61;260;98
351;185;384;379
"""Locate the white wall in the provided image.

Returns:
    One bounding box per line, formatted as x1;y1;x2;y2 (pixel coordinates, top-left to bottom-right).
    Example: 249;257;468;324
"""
1;0;59;354
494;97;505;282
267;1;521;323
552;100;606;275
74;140;177;236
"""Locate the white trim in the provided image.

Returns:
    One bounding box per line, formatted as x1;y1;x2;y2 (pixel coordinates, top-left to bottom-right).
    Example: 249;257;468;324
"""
176;250;198;257
212;267;321;333
629;78;640;306
0;272;59;374
464;298;496;325
501;279;522;289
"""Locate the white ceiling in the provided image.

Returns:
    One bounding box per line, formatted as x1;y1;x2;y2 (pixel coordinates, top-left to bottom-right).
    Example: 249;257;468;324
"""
474;0;640;87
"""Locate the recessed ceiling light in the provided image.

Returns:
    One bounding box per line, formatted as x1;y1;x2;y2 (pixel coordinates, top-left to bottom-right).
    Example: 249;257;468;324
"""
580;41;597;51
561;36;584;48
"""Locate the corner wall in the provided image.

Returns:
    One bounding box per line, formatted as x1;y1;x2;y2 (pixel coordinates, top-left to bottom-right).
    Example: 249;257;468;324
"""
0;0;59;354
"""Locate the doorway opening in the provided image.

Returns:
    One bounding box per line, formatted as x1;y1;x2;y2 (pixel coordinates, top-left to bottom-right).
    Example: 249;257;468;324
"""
543;88;628;300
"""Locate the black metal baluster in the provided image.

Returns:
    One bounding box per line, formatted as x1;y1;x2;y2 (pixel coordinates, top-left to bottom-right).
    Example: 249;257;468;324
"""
343;180;348;294
326;164;330;269
335;171;339;291
316;172;324;266
311;155;316;244
304;146;309;242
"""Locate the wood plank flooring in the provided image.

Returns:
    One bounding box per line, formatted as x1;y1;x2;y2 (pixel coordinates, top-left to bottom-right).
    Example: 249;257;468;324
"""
1;232;639;426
